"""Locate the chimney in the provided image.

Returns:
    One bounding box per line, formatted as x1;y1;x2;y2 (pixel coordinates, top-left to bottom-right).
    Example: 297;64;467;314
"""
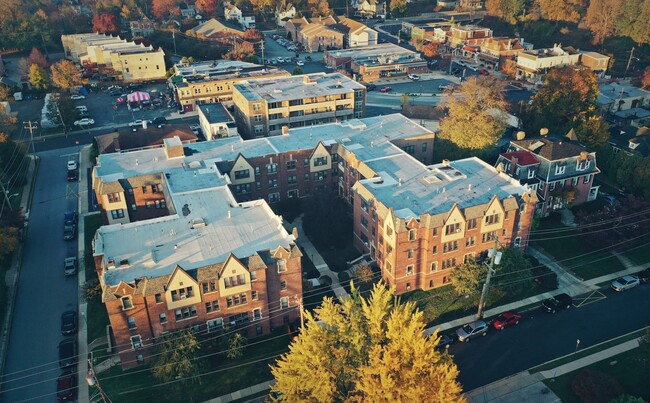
227;211;231;218
281;125;289;135
579;151;588;161
516;131;525;140
509;156;519;175
540;128;549;137
468;184;472;192
442;159;450;166
292;227;299;239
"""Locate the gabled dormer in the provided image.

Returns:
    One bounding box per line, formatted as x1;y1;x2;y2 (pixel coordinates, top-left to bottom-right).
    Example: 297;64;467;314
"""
218;254;253;295
229;154;255;185
309;142;331;172
165;265;201;309
481;196;505;234
441;204;466;242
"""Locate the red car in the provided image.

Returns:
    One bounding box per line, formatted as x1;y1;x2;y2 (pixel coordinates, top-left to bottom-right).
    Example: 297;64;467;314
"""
56;371;76;401
492;311;522;330
479;69;490;76
379;86;392;93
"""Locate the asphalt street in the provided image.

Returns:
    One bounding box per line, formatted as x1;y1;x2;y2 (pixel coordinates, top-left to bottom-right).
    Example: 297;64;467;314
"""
450;284;650;391
2;147;81;402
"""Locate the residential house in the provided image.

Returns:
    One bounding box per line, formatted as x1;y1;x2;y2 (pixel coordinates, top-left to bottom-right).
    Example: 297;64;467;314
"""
191;18;244;39
477;37;524;70
169;59;290;112
496;132;600;216
460;0;483;8
324;43;428;79
596;81;650;120
437;0;459;8
130;16;154;37
357;0;387;18
276;4;296;27
448;25;492;48
197;103;239;140
286;15;378;52
410;22;452;44
607;126;650;157
515;44;581;80
94;124;198;155
580;51;610;77
180;5;198;18
224;4;243;22
231;73;366;138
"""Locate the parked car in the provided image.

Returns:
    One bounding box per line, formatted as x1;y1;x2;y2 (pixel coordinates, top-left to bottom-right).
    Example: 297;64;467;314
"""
58;338;77;368
492;311;522;330
64;256;77;276
56;371;76;401
129;119;152;127
66;160;77;171
66;169;78;182
296;60;305;66
379;86;392;93
455;60;466;67
63;224;77;241
305;56;312;61
456;320;488;342
638;268;650;283
64;211;77;226
70;95;85;100
479;69;490;76
61;310;78;335
611;275;640;292
362;82;376;91
73;118;94;126
435;333;455;350
277;57;285;63
407;74;420;80
542;293;572;313
152;116;167;124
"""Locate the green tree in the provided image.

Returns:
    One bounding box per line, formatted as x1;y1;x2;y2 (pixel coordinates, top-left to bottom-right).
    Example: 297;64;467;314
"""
630;0;650;45
450;258;488;296
609;395;648;403
390;0;407;17
573;114;610;149
46;93;80;129
271;283;463;401
537;0;586;23
486;0;525;24
292;67;303;75
152;328;201;388
226;333;247;359
28;64;50;90
584;0;623;44
50;60;82;90
438;76;509;151
491;248;532;293
0;85;10;102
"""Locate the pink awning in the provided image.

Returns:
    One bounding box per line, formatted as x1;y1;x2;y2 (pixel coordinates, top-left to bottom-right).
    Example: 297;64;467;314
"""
127;91;150;102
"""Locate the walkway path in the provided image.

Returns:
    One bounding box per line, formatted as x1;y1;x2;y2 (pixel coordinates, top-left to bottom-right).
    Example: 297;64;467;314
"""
284;215;349;302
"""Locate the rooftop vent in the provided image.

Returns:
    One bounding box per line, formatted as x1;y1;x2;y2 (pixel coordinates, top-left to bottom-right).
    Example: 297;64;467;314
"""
190;218;206;229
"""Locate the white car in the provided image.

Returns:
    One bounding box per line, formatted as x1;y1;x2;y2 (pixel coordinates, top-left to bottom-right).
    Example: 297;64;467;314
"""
611;275;640;292
129;119;152;127
455;60;466;67
277;57;285;63
70;95;86;100
73;118;95;126
407;74;420;81
296;60;305;66
67;160;78;170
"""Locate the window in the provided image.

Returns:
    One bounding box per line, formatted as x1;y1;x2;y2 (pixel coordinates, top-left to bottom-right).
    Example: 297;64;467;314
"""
280;280;287;290
286;160;296;170
131;335;142;350
250;271;257;281
463;253;475;263
422;143;427;152
429;279;434;288
269;193;280;203
502;228;507;236
441;258;457;269
430;262;438;272
467;218;478;230
159;313;167;324
207;318;224;332
408;229;416;241
482;231;497;243
111;209;124;219
528;169;536;179
253;308;262;321
267;163;278;174
252;291;258;300
131;204;136;211
278;260;286;272
406;265;414;275
226;297;233;308
304;173;310;181
443;241;459;253
407;249;414;259
107;192;121;203
432;227;438;236
288;189;299;198
445;223;461;235
141;186;148;194
155;293;162;303
252;103;261;111
385;260;392;273
432;245;437;254
572;177;578;186
361;216;368;229
121;297;133;310
514;237;522;247
280;297;289;309
314;171;326;181
485;213;500;225
254;114;263;122
576;159;590;171
254;125;264;133
555;164;566;175
314;156;328;166
287;175;297;185
234;169;250;180
127;317;136;329
402;145;415;155
466;236;476;247
206;301;220;313
549;182;556;191
583;174;591;184
237;274;246;285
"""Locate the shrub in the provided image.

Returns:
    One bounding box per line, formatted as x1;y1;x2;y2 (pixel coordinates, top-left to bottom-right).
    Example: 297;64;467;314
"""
570;369;623;403
531;264;558;290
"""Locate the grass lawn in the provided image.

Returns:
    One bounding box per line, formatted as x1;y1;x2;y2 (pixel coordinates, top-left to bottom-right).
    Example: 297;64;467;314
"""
622;245;650;267
532;214;623;280
84;213;102;279
543;348;650;403
100;329;292;402
87;298;110;344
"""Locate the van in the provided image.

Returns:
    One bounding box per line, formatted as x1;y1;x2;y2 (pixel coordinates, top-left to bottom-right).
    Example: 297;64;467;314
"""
75;106;88;112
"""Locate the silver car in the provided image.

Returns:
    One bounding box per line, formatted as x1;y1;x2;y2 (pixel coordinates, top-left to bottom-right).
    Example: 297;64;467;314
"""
611;275;640;292
456;320;488;342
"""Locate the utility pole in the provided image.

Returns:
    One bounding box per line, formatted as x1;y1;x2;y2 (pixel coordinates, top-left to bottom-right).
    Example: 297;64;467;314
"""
40;31;49;59
23;121;38;158
294;294;304;328
260;40;265;65
476;238;501;320
86;360;110;403
623;46;635;80
172;30;177;56
53;101;68;137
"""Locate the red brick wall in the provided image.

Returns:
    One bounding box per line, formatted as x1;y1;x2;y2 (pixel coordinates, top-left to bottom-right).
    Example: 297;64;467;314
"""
125;186;170;222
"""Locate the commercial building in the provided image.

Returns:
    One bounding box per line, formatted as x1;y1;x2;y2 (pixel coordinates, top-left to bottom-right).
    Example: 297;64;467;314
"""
197;103;239;140
231;73;366;138
285;15;378;52
61;33;166;82
92;137;302;368
448;25;493;48
324;44;428;81
169;60;290;112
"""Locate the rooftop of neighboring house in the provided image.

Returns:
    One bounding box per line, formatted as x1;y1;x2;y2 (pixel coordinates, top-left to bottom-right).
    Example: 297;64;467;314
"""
172;60;288;85
198;103;235;124
357;157;529;220
450;24;492;34
597;81;650;105
193;18;243;37
498;150;541;166
325;43;417;60
511;135;593;161
608;126;650;157
233;73;365;102
95;124;198;154
519;44;579;59
581;51;610;60
481;37;524;52
300;23;343;38
94;176;295;286
130;16;153;27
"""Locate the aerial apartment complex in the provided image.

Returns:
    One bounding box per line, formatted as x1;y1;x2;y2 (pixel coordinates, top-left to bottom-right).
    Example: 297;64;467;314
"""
61;33;166;82
232;72;366;138
169;60;291;112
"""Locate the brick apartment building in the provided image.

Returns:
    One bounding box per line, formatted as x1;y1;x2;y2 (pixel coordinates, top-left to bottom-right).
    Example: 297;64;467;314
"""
496;132;601;216
92;138;302;368
169;60;290;112
232;73;366;138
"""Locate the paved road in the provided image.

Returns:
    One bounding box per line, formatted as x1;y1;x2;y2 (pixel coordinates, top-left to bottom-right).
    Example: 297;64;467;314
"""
451;284;650;391
1;148;81;402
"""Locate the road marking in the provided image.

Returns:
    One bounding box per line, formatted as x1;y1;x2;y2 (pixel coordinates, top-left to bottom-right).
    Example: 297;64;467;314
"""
60;152;78;158
573;290;607;308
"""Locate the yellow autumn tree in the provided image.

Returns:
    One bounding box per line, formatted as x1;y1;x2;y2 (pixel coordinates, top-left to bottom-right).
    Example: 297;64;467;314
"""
270;283;464;402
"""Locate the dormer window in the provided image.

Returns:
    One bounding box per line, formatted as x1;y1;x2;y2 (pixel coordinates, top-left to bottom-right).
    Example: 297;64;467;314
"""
121;296;133;310
576;159;590;171
527;169;536;179
278;260;287;273
554;164;566;175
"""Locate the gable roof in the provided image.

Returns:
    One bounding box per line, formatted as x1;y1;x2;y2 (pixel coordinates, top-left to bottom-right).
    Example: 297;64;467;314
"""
512;137;589;160
193;18;243;37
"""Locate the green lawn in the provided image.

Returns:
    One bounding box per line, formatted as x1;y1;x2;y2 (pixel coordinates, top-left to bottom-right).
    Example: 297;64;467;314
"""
84;213;102;279
622;245;650;267
84;213;108;344
87;298;110;344
532;214;623;280
544;348;650;403
100;329;292;402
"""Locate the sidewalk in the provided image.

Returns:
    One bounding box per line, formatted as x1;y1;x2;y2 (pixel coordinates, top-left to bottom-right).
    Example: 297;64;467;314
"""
284;215;349;302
